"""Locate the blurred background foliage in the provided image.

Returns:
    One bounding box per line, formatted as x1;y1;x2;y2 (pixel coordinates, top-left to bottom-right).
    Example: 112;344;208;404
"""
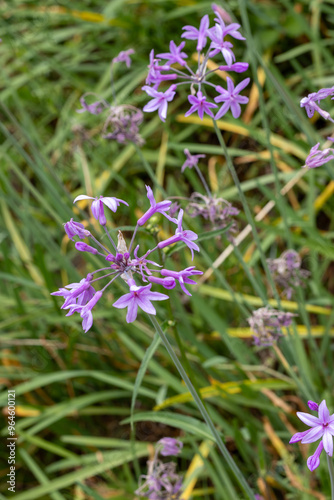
1;0;334;499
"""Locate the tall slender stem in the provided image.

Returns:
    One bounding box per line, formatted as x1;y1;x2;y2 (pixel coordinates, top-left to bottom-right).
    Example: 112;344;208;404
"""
212;120;281;303
327;455;334;500
194;164;212;198
103;226;117;252
149;315;256;500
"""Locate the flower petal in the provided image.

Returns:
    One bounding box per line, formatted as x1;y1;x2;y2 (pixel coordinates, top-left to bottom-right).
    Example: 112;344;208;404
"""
323;429;333;456
319;400;330;423
101;197;118;212
297;411;320;427
301;425;323;443
73;195;94;203
113;293;133;309
126;299;138;323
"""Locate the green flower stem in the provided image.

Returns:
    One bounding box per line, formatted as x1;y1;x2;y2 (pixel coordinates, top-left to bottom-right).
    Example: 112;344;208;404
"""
212;119;280;303
134;145;167;197
149;315;256;500
327;454;334;500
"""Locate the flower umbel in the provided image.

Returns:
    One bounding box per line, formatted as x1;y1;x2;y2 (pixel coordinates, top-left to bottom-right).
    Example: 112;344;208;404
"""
248;307;296;346
142;6;249;121
136;437;183;499
267;250;310;299
290;400;334;471
52;188;202;330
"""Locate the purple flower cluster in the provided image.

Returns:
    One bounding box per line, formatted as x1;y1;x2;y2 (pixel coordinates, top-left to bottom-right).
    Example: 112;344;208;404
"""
77;94;144;146
142;6;249;122
76;49;145;146
267;250;310;299
52;187;202;331
301;86;334;169
136;438;183;499
247;307;296;346
187;192;239;234
181;149;239;234
290;400;334;471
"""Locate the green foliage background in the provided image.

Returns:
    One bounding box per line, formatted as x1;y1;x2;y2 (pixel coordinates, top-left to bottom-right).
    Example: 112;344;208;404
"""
1;0;334;499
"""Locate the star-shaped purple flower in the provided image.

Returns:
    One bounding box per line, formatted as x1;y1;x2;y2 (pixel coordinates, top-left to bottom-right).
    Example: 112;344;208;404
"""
181;15;210;51
73;195;129;226
142;84;177;122
208;24;236;65
65;291;103;332
212;12;245;40
51;277;95;309
158;209;200;260
157;41;188;67
113;280;168;323
185;91;217;120
112;48;135;68
181;149;206;173
290;400;334;471
214;77;250;119
137;185;172;226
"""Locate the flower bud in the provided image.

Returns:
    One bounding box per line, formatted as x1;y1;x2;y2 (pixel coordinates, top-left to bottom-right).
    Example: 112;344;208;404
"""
75;242;98;254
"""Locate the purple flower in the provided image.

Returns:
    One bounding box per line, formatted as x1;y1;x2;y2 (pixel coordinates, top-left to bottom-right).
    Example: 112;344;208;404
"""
146;49;176;86
185;91;217;120
102;104;144;146
64;219;91;240
76;93;108;115
214;77;250;119
305;142;334;169
300;86;334;122
267;250;310;299
211;4;232;23
290;400;334;471
73;194;129;226
219;62;249;73
130;244;161;282
181;149;206;173
187;193;239;234
248;307;296;346
158;438;183;456
64;291;103;332
75;242;99;255
112;48;135;68
112;279;168;323
208;24;235;65
147;276;176;290
158;209;200;260
161;267;203;296
51;277;95;309
142;85;177;122
157;41;188;67
137;186;172;226
308;400;319;412
136;460;183;499
181;15;210;51
212;12;245;40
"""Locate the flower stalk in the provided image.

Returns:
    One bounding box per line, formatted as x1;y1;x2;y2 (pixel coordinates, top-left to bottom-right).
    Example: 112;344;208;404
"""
149;314;256;500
